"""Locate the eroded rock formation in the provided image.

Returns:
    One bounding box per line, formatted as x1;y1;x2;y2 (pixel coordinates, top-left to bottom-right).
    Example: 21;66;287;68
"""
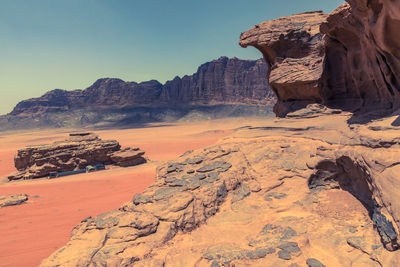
40;109;400;266
41;146;251;266
8;133;146;180
240;1;400;118
39;1;400;266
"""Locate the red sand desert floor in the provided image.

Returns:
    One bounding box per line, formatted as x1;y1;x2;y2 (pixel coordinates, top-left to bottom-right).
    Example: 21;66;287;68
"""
0;120;246;267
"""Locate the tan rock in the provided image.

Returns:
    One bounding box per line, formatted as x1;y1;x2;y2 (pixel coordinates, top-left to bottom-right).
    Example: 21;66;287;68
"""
0;194;28;208
39;112;400;266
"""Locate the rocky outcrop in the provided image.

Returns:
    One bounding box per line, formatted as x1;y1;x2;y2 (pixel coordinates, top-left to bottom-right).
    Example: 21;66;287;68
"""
40;110;400;266
240;1;400;118
8;57;272;117
240;11;328;116
0;194;28;208
40;146;249;266
8;133;146;180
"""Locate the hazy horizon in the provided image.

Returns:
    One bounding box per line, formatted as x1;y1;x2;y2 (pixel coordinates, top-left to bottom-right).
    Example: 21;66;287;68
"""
0;0;344;115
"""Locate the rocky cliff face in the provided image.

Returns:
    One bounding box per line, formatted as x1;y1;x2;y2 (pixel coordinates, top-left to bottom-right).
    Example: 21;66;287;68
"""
240;0;400;118
8;57;272;117
160;57;271;105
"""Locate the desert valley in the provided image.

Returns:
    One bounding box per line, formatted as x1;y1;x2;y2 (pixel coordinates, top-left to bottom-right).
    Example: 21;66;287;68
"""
2;0;400;266
0;119;260;266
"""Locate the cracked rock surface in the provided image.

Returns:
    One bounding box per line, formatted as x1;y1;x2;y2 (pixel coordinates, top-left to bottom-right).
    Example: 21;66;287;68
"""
41;110;400;266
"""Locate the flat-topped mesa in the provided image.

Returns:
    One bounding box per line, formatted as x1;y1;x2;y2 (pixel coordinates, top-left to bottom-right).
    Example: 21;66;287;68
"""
8;133;146;181
240;1;400;117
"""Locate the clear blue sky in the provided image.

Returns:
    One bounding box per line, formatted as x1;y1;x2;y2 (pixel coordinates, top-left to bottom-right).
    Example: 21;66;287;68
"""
0;0;344;115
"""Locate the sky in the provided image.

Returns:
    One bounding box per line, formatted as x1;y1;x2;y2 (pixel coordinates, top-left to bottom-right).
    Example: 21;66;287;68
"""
0;0;344;115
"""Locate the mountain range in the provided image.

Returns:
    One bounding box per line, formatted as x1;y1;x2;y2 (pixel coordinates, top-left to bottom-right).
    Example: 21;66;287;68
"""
1;57;274;130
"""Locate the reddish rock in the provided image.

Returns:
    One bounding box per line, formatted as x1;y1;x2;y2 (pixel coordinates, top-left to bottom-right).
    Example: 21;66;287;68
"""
0;194;28;208
240;1;400;117
109;148;146;167
160;57;273;105
9;133;146;180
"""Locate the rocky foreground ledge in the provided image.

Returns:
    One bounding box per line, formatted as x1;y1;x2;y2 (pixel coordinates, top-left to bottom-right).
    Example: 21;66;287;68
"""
8;133;146;181
40;106;400;266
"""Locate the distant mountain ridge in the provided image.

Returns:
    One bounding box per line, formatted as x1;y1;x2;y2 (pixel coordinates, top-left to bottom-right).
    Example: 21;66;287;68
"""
9;57;273;117
1;57;274;130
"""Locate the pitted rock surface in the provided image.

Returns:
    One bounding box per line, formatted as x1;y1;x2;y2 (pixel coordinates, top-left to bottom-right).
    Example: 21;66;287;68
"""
40;145;259;266
41;112;400;266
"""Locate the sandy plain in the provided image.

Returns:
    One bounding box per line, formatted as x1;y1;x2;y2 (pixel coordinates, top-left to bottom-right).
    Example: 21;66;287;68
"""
0;118;265;267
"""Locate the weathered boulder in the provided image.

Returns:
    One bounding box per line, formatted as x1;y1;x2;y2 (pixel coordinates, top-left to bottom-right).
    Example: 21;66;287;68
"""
240;1;400;118
109;148;146;167
0;194;28;208
9;133;146;180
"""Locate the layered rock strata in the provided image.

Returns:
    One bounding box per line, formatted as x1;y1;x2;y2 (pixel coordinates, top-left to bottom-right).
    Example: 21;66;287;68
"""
240;1;400;117
8;133;146;181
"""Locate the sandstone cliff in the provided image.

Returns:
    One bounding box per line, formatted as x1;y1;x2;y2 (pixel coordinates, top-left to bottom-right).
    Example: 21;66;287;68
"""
240;1;400;118
160;57;271;105
8;57;272;117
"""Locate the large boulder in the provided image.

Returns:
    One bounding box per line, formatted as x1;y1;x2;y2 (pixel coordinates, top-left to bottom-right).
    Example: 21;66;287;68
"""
109;148;146;167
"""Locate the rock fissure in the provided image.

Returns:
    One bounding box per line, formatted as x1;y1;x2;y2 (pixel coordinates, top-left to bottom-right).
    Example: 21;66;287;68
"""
309;155;399;251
